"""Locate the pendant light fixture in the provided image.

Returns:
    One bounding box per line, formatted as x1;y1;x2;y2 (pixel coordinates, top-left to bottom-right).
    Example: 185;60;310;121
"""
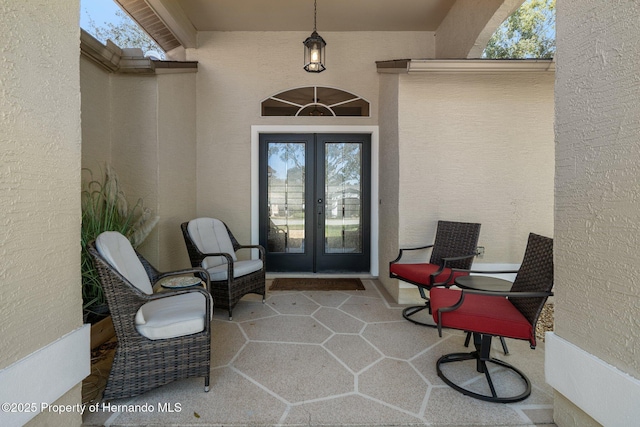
303;0;326;73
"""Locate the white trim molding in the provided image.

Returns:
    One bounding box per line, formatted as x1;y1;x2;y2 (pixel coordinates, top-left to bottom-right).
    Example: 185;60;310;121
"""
546;332;640;426
376;58;556;74
251;125;379;277
0;325;91;426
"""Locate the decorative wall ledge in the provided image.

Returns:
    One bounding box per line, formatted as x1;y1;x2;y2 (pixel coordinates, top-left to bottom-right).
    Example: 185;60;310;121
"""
376;58;555;74
546;332;640;426
80;29;197;74
0;325;90;426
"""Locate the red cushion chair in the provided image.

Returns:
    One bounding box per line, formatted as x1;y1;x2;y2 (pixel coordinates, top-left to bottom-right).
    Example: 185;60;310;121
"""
431;233;553;403
389;220;481;326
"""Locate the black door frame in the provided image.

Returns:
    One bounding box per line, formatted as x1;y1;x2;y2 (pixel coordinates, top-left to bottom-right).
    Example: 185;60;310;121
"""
259;133;371;273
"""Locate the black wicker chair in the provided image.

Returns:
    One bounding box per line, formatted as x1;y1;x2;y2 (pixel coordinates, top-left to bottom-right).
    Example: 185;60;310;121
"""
389;220;481;326
430;233;553;403
181;218;266;320
88;232;212;400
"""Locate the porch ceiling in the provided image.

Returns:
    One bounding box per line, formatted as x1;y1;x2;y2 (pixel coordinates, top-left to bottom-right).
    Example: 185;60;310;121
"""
116;0;523;58
178;0;455;32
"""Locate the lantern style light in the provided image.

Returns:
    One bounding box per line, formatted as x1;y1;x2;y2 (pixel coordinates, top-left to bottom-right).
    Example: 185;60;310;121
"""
303;0;326;73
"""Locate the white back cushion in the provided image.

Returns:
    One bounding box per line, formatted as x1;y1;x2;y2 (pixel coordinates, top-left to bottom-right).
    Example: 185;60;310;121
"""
187;218;237;268
95;231;153;295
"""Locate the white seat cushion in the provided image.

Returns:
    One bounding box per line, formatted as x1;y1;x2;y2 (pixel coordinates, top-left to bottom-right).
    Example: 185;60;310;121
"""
205;259;263;282
96;231;153;295
187;218;237;268
136;292;207;340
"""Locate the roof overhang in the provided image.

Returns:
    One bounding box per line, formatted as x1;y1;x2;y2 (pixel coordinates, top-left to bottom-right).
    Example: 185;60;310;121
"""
80;29;197;74
376;58;556;74
114;0;528;60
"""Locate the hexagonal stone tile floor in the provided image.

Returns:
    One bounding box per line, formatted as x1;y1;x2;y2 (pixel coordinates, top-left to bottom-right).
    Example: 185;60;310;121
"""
83;279;554;426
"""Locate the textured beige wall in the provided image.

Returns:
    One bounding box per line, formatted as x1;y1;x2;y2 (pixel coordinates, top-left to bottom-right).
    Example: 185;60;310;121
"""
25;384;82;427
394;72;554;265
378;73;401;299
110;75;161;264
436;0;508;58
80;56;112;172
1;0;83;425
554;1;640;423
1;0;82;364
553;393;601;427
189;31;433;242
80;61;198;270
157;73;198;270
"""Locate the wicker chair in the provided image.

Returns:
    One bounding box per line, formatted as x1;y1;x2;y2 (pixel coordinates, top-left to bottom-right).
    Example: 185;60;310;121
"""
88;232;212;400
181;218;266;320
389;220;481;326
431;233;553;403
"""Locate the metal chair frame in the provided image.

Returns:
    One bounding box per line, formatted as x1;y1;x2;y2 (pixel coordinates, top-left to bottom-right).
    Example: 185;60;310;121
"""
389;220;481;326
432;233;553;403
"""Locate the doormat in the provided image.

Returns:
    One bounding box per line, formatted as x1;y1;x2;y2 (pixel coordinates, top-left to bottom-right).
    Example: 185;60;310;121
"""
269;278;365;291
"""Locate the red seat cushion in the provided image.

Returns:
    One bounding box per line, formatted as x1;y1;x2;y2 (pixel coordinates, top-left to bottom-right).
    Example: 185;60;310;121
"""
430;287;535;346
390;263;467;286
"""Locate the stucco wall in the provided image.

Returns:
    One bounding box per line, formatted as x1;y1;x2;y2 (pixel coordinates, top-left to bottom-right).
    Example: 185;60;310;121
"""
554;0;640;423
80;56;112;171
378;73;401;300
157;73;198;270
0;0;82;372
110;74;161;264
80;60;198;270
436;0;518;58
189;31;433;243
379;71;554;299
1;0;83;425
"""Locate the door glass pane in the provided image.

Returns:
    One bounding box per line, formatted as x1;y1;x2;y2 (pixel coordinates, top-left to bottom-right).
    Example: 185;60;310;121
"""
324;142;362;254
267;143;305;253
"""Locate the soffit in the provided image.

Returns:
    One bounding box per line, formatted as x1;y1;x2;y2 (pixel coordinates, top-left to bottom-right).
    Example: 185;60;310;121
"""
115;0;513;57
116;0;182;51
178;0;455;32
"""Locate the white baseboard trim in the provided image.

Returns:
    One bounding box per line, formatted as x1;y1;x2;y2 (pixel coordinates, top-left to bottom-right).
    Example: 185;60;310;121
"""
545;332;640;426
0;324;91;427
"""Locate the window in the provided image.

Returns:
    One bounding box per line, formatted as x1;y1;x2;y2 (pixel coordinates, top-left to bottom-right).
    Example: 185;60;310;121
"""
262;87;370;117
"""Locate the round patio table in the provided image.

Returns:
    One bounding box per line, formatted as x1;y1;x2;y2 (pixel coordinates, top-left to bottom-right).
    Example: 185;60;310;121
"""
454;275;513;292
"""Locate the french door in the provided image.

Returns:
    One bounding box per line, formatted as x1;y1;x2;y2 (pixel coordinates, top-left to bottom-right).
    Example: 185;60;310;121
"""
259;133;371;273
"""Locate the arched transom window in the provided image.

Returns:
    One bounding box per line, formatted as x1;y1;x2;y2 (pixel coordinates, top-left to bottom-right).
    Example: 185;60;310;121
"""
261;86;370;117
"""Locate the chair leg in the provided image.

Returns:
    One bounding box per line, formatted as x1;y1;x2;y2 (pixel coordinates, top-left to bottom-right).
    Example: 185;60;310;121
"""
205;376;210;392
436;332;531;403
500;336;509;355
402;301;437;327
465;332;509;355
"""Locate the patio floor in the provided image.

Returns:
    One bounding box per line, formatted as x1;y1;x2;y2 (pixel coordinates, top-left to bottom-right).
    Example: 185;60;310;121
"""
82;279;555;426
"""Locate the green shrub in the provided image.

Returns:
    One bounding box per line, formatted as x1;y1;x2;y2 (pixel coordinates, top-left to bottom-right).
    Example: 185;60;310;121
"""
81;165;158;315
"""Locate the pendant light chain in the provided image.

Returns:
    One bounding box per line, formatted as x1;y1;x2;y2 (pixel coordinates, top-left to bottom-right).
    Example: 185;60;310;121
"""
313;0;318;32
